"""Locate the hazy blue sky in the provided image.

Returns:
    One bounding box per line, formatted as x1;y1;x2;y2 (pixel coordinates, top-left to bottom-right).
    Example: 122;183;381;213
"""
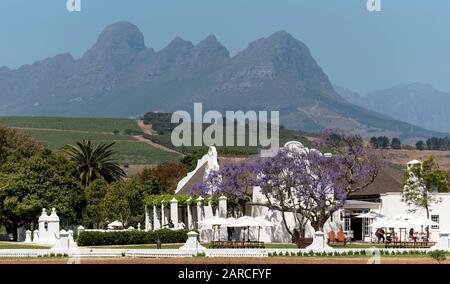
1;0;449;93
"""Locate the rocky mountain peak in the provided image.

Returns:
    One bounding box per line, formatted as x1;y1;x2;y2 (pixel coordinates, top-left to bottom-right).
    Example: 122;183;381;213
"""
87;21;146;55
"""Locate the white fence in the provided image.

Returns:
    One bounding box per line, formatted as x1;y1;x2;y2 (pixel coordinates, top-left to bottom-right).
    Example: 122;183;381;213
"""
0;247;442;259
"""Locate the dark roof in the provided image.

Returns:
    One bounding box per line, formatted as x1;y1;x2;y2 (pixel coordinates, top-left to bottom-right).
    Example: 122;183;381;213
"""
176;163;207;195
176;154;404;198
175;156;251;195
350;166;403;197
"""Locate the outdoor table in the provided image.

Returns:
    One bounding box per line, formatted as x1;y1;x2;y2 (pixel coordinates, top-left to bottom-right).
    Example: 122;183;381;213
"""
209;241;265;249
385;241;436;249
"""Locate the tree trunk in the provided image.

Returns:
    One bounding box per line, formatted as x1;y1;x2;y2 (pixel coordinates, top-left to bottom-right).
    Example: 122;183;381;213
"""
11;224;18;242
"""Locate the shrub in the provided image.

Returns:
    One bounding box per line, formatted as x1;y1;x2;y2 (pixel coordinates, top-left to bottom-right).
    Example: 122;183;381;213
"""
77;229;191;246
429;250;447;264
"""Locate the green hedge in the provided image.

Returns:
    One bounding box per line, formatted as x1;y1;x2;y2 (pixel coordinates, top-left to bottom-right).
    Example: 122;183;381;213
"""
77;229;191;246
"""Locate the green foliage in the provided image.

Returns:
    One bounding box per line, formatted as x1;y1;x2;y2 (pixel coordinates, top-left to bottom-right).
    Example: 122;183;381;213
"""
63;140;126;186
85;179;108;229
416;140;425;150
180;148;208;171
77;229;191;246
402;156;449;217
391;138;402;150
138;163;187;194
0;116;181;165
103;177;148;228
428;250;447;264
426;137;450;151
0;125;42;162
372;136;390;149
144;194;193;208
0;151;84;239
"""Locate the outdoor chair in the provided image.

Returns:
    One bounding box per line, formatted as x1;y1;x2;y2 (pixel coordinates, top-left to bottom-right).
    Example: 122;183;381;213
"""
327;231;336;244
337;231;346;245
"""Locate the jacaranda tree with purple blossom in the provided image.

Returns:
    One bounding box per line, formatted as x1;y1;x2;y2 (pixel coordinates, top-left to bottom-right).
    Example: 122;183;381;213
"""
316;130;380;195
192;161;257;216
254;148;347;240
193;131;380;244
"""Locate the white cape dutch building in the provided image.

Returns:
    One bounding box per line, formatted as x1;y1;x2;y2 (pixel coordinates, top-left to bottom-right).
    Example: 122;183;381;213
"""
145;142;449;243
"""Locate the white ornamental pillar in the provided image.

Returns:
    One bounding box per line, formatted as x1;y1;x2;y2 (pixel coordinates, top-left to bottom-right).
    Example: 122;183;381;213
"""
68;230;74;243
33;229;40;243
306;231;333;251
218;196;227;218
153;205;161;230
47;208;60;244
170;198;179;228
187;198;193;230
77;225;85;236
38;208;50;243
179;231;206;251
24;230;32;243
196;197;204;229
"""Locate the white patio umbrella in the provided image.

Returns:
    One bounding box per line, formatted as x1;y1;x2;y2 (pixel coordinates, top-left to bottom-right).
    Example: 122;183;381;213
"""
199;216;232;229
232;216;265;242
199;217;233;241
406;215;438;227
371;214;418;241
107;220;123;229
402;215;438;241
355;210;385;219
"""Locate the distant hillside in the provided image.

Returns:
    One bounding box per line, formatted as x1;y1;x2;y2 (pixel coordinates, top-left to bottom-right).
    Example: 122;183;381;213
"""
141;111;313;155
335;83;450;133
0;116;181;164
0;22;447;141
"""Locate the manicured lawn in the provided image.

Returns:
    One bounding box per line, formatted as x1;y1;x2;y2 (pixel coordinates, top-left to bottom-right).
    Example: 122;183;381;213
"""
87;243;299;249
265;243;297;248
87;243;184;249
0;242;50;250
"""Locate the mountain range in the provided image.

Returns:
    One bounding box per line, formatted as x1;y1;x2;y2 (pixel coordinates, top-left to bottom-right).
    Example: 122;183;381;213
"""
0;21;447;141
335;83;450;133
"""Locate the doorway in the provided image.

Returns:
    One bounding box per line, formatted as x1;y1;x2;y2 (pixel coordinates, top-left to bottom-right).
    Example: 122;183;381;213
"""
351;216;363;241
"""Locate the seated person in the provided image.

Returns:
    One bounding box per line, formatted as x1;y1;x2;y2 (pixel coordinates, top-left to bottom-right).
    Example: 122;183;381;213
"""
424;226;431;242
409;228;417;242
375;228;385;243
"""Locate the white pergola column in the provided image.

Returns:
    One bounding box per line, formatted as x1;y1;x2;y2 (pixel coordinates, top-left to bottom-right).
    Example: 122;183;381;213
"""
153;205;161;230
170;198;179;227
196;196;204;230
206;200;213;218
218;196;227;218
161;201;166;228
144;205;152;231
187;198;193;229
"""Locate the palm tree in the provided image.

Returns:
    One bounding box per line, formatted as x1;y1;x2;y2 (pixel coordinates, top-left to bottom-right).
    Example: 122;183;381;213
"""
63;140;126;186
